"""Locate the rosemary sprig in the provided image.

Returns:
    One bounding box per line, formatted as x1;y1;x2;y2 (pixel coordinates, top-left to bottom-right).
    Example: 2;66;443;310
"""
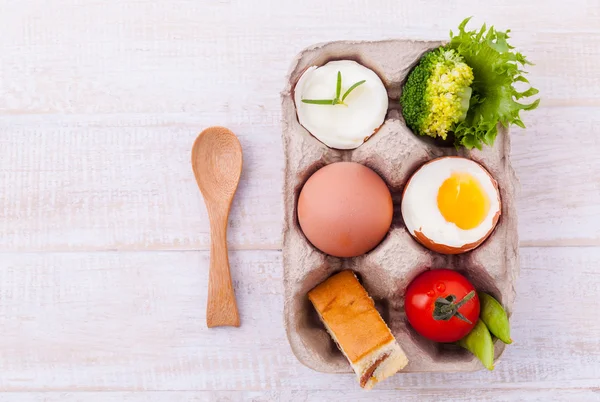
301;71;366;106
342;79;366;101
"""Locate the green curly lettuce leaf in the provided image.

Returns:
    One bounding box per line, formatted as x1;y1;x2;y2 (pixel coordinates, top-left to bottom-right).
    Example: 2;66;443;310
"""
447;17;540;149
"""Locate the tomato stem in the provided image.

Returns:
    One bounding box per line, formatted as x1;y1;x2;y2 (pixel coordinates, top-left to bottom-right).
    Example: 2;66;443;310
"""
433;290;476;323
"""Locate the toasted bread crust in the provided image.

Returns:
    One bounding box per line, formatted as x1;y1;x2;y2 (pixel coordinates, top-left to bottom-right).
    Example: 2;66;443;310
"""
308;270;394;362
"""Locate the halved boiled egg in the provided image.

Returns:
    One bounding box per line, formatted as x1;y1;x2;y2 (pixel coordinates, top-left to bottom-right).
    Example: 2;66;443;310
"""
401;157;501;254
294;60;388;150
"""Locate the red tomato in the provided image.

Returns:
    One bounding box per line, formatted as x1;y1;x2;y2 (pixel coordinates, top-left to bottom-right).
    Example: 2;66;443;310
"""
405;269;480;343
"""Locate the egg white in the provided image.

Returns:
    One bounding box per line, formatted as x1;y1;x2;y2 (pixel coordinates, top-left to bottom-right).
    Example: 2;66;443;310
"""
401;157;501;249
294;60;388;150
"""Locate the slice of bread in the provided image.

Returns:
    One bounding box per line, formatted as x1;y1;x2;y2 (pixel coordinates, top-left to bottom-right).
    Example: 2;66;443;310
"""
308;270;408;389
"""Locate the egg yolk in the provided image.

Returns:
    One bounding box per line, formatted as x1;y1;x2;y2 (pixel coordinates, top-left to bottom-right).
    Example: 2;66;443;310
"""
437;172;490;230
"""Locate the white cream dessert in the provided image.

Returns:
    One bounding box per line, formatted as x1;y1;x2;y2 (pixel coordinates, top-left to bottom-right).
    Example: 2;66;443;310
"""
294;60;388;150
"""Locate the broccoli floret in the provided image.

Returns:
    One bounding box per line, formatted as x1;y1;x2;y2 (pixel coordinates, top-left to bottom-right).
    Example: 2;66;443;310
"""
400;47;474;140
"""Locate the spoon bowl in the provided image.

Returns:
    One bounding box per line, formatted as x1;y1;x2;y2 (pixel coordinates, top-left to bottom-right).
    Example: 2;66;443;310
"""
192;126;243;328
193;128;243;204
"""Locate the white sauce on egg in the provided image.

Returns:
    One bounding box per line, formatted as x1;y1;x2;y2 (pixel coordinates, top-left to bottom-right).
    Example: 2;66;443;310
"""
401;157;501;248
294;60;388;150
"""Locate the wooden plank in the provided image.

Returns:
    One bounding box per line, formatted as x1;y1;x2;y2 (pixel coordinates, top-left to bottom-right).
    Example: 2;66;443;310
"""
0;117;283;251
0;247;598;391
0;2;598;117
0;389;598;402
1;107;599;251
513;107;600;246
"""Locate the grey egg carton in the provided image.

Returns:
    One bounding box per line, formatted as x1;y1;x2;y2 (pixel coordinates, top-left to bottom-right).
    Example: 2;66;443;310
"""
281;39;520;373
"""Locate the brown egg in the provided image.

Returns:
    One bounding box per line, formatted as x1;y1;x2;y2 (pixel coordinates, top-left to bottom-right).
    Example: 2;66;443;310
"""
297;162;393;257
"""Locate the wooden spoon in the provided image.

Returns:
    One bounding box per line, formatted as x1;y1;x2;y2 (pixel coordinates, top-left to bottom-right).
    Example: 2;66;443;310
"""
192;126;243;328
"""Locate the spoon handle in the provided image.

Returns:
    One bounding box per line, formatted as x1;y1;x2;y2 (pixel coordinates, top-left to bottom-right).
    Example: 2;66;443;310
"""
206;210;240;328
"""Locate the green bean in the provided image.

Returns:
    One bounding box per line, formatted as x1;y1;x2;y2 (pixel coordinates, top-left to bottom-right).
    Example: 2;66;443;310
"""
457;319;495;370
478;292;512;344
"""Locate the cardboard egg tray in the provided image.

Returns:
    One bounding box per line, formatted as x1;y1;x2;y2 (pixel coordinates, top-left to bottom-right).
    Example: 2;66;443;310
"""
281;39;520;373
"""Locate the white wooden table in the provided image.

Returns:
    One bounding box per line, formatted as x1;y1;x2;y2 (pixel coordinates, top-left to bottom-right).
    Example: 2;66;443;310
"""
1;1;599;401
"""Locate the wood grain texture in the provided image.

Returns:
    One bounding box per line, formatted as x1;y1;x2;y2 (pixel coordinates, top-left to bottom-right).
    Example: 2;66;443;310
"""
192;127;243;327
1;107;599;251
0;389;598;402
1;0;599;398
0;1;597;114
0;0;598;252
0;117;282;251
0;248;598;392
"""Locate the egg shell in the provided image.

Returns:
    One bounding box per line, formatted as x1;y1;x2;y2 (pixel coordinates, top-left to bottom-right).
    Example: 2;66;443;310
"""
281;39;519;375
297;162;393;258
403;156;502;255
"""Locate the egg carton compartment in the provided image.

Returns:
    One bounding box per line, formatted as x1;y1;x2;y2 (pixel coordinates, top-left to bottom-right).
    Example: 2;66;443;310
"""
281;39;520;373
